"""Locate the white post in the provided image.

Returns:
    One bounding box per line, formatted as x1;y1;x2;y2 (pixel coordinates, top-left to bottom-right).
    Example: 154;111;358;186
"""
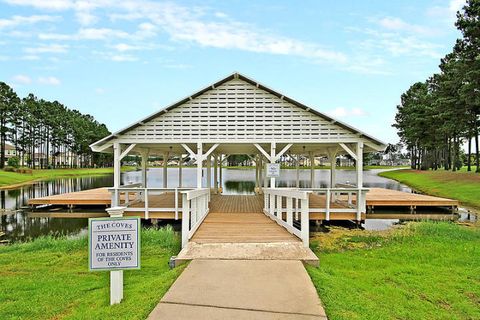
356;141;364;221
196;142;203;188
263;156;268;188
206;154;211;189
270;142;276;188
106;206;126;305
356;141;364;188
181;194;190;248
254;155;259;193
178;154;183;188
309;151;315;188
328;151;337;188
213;154;218;194
113;142;121;206
300;198;309;247
140;149;149;188
219;154;223;193
163;152;168;188
296;154;300;188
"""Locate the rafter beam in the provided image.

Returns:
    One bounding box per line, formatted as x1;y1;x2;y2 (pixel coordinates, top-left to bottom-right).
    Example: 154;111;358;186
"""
339;143;357;160
181;144;196;159
203;144;219;159
254;144;271;161
119;144;136;160
274;143;292;161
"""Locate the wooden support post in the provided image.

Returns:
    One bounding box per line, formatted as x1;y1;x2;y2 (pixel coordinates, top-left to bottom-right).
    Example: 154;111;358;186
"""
196;143;203;188
163;152;169;188
113;142;121;206
286;197;293;227
178;154;183;188
301;198;309;247
181;194;190;248
219;154;223;193
270;142;276;188
206;154;211;189
356;141;364;221
296;154;300;188
309;151;315;188
213;154;218;194
140;149;149;188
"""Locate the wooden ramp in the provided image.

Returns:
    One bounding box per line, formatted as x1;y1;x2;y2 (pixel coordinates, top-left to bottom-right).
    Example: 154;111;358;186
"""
192;212;299;243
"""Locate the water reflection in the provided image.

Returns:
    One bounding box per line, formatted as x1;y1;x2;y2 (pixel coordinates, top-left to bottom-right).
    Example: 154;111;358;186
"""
0;168;475;242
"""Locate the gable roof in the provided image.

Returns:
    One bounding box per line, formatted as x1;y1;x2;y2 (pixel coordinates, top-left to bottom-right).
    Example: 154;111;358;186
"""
91;72;386;151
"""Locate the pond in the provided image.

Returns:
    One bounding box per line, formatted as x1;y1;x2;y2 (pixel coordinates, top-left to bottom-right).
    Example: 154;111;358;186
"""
0;168;474;243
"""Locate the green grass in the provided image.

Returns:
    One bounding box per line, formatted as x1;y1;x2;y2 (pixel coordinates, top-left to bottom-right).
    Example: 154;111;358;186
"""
307;222;480;320
0;167;134;188
0;227;184;319
379;169;480;208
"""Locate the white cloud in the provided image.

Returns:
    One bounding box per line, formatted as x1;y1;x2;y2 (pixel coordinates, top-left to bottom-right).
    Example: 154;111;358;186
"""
111;54;138;62
13;0;349;65
24;43;68;54
95;87;105;94
327;107;369;118
0;15;58;29
21;55;40;60
38;76;61;85
39;28;130;41
112;43;140;52
375;17;437;36
12;74;32;84
427;0;466;23
4;0;72;10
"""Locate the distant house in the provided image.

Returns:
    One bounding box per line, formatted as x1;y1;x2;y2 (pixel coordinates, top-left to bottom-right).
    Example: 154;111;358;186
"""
3;143;17;165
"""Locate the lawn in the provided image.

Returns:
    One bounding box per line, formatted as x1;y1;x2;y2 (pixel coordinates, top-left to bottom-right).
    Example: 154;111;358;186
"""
379;169;480;208
307;222;480;320
0;167;134;188
0;227;184;320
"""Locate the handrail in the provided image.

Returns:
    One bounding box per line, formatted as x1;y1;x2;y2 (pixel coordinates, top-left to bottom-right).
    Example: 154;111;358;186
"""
181;188;210;248
263;188;310;247
301;187;368;221
108;187;195;220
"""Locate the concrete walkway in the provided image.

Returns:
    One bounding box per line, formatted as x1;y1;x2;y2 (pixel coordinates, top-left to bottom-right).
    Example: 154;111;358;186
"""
148;259;327;319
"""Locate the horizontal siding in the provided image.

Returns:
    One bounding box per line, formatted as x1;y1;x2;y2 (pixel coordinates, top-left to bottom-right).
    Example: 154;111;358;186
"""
119;79;357;141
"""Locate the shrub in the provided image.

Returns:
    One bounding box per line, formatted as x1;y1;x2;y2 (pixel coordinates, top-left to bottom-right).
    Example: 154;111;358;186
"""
7;156;20;168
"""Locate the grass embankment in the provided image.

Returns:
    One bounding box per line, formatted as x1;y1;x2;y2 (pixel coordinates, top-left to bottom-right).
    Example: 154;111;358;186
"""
308;222;480;320
379;168;480;208
0;167;134;188
0;227;184;319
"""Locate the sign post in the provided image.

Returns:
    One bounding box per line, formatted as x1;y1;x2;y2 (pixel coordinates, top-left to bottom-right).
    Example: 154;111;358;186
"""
89;207;140;305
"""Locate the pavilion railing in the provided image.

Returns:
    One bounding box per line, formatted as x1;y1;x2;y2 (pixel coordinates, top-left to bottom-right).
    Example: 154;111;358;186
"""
108;186;194;220
181;188;210;248
263;188;311;247
301;187;368;221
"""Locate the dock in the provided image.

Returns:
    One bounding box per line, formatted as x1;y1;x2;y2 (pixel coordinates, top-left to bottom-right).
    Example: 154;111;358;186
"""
27;187;459;220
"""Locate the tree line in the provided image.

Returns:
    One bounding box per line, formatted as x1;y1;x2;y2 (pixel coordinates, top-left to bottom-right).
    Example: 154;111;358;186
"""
0;82;111;169
394;0;480;172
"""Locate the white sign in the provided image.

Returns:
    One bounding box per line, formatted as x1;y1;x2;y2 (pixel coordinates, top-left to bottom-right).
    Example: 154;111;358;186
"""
89;217;140;271
266;163;281;177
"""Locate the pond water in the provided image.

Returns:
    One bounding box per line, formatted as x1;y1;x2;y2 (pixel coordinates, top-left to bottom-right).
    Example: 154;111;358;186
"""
0;168;475;243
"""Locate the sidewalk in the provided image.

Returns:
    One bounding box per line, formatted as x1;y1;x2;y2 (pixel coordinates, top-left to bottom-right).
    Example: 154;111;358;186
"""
148;259;327;319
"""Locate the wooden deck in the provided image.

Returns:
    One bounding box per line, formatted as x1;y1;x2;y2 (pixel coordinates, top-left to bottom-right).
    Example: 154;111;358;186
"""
365;188;459;207
28;187;459;220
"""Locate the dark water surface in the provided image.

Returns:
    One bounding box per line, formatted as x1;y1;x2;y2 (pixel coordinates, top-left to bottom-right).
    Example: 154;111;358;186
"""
0;168;474;243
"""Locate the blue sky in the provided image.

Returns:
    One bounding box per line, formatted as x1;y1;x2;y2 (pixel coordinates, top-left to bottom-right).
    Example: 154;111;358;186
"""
0;0;466;143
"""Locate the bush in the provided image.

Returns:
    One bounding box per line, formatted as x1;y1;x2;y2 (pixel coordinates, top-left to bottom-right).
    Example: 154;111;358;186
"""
7;156;20;168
